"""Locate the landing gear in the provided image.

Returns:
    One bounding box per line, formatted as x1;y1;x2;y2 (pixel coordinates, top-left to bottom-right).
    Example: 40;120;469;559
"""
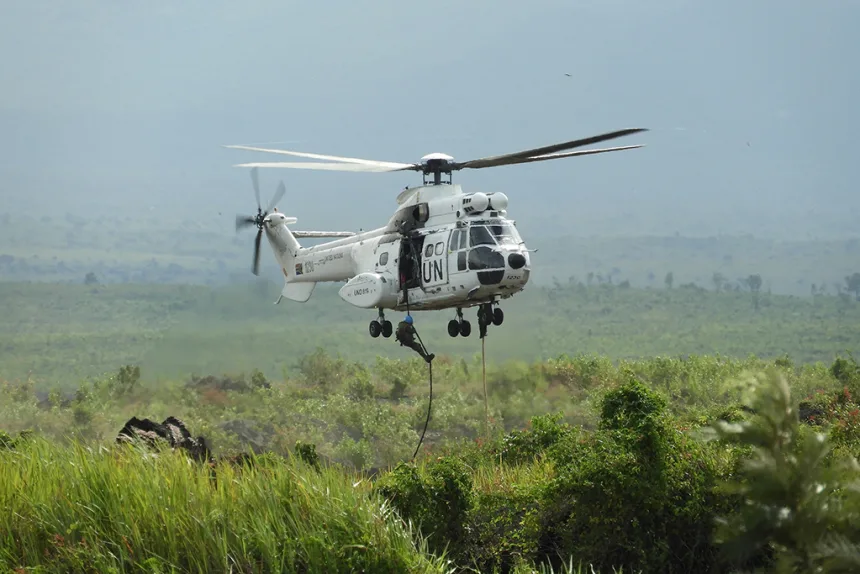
477;301;504;331
447;308;472;337
369;309;393;339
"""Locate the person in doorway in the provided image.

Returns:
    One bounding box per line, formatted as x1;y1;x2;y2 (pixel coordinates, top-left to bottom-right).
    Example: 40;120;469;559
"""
395;315;434;363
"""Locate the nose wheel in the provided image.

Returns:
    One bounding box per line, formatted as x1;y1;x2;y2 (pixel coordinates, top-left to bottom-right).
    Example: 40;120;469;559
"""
477;302;504;329
447;308;472;337
369;309;393;338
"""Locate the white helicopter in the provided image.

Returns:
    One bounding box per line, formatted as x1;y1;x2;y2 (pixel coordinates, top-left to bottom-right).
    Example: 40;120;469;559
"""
230;128;647;339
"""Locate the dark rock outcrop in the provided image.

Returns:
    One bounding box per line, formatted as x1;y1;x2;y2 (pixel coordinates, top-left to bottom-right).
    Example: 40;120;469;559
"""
116;416;213;463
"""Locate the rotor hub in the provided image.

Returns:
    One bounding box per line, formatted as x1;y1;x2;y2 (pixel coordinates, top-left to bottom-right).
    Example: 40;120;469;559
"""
420;153;455;185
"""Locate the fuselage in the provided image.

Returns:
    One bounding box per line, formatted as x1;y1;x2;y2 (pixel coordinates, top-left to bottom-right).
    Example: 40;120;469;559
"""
263;183;531;311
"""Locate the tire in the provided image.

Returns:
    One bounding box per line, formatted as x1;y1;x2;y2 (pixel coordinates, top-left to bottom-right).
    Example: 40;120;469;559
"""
448;319;460;337
460;320;472;337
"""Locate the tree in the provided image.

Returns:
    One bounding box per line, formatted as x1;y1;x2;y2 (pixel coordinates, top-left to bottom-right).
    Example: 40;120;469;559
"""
664;271;673;289
84;271;98;285
746;274;763;310
712;272;726;292
845;272;860;301
746;274;762;292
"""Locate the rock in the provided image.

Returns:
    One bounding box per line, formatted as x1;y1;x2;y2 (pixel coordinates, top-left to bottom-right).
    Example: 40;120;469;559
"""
116;416;213;463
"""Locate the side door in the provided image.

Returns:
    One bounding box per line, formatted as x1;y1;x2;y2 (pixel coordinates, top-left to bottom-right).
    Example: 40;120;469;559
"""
374;240;394;275
421;233;449;288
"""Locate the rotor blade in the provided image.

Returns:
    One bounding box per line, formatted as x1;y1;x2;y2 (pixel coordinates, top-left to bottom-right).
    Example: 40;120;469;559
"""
252;228;262;276
235;215;256;231
452;128;648;170
250;167;261;210
469;145;645;169
266;181;286;213
225;144;415;169
234;161;418;172
293;231;356;238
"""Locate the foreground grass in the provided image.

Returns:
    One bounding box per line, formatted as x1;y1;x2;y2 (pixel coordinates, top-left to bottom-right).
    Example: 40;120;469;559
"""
5;360;860;573
0;439;451;574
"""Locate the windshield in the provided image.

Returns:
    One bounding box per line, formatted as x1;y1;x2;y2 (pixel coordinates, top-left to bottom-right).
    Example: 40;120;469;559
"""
469;225;496;247
487;223;521;246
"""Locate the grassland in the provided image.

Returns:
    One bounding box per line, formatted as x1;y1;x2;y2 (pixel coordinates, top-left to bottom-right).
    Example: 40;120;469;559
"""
4;350;860;572
3;240;860;571
1;279;859;389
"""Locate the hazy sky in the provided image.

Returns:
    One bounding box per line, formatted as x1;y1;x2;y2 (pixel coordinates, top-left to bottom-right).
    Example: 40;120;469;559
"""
1;0;858;240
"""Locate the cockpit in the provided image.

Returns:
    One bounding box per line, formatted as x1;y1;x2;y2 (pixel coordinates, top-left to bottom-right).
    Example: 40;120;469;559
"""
468;222;523;247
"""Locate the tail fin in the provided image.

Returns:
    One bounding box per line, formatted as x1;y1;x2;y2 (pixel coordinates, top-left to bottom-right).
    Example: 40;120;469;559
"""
265;213;317;303
280;281;316;302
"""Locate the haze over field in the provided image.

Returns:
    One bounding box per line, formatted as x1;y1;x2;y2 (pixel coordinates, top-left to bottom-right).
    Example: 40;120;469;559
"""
0;0;857;244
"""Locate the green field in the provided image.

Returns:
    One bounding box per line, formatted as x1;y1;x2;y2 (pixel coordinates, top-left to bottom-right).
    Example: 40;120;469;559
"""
2;279;859;388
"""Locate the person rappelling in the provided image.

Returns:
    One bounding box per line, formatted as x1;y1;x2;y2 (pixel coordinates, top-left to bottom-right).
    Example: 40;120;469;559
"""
395;315;435;363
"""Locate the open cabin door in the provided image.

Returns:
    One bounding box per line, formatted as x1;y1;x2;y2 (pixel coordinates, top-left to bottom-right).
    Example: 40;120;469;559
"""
398;235;424;292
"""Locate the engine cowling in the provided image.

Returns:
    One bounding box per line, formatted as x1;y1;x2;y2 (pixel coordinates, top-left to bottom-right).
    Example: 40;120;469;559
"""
461;192;490;215
338;272;399;308
487;192;508;211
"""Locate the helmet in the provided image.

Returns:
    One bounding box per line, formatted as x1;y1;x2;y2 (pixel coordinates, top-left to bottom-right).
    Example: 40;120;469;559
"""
404;315;413;324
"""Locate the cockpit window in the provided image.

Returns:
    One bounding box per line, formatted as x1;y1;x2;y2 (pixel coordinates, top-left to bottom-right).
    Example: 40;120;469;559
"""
469;225;496;247
489;223;520;246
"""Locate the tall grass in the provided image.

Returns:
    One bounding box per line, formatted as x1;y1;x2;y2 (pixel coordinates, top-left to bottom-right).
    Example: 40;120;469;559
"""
0;438;452;573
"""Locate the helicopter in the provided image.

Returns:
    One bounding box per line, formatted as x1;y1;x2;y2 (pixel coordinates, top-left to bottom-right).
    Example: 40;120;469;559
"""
230;127;647;339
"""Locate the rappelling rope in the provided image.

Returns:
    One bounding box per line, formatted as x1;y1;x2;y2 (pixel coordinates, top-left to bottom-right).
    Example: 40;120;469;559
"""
410;325;433;461
482;333;489;438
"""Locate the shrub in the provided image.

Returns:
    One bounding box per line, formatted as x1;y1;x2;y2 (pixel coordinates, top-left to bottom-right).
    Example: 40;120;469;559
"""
705;368;860;572
497;412;576;465
375;457;473;559
538;372;729;573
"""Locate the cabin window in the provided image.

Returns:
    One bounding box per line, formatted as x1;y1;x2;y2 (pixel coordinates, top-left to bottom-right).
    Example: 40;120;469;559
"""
449;229;461;251
378;252;388;266
458;230;468;250
434;241;444;256
457;251;467;271
424;243;434;257
468;246;505;270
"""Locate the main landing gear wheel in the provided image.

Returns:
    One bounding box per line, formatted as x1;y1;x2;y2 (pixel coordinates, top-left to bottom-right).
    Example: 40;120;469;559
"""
448;309;472;337
369;310;392;338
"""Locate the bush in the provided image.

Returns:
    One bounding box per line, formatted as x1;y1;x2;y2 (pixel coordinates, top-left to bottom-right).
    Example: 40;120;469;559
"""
705;368;860;572
375;457;473;559
537;372;730;573
497;412;576;465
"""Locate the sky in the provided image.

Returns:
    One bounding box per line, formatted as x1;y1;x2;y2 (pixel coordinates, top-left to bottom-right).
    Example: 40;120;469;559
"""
1;0;858;241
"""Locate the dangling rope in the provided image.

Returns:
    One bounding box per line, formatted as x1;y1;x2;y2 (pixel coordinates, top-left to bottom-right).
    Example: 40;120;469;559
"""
412;362;433;460
410;326;433;460
482;333;489;439
479;309;490;439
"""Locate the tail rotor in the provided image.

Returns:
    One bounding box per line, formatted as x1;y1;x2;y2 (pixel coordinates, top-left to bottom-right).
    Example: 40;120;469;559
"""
235;167;287;276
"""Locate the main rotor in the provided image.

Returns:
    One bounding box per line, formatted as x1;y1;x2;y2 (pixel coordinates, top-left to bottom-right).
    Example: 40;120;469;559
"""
224;127;648;188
